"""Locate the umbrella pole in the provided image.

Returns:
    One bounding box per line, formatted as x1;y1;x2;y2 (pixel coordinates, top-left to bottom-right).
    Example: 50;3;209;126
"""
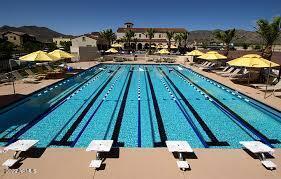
264;64;271;99
9;59;16;95
248;68;250;85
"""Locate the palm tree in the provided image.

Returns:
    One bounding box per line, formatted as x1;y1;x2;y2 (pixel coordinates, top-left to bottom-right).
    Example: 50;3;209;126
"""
166;31;175;51
213;29;236;56
181;31;189;49
100;29;116;49
174;33;183;47
124;30;135;52
256;16;281;60
144;28;156;54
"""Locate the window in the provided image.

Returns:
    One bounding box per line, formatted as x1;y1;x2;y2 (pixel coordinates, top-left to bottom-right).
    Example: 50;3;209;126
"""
159;34;161;38
14;36;16;40
139;34;141;38
82;37;86;41
145;35;148;38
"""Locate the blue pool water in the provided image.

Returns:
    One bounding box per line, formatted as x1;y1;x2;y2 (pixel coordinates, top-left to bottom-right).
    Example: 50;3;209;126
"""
0;64;280;148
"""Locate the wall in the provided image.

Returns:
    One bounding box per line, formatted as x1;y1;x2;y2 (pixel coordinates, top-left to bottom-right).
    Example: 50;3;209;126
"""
71;36;97;47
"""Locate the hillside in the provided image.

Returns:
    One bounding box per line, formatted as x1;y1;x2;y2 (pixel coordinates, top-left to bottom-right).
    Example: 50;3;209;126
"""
188;29;281;45
0;25;72;42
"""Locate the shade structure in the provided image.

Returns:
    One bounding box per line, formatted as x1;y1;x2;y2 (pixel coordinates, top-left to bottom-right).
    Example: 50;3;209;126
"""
157;49;170;54
111;43;122;48
186;50;204;56
105;48;118;53
150;45;156;48
227;54;280;68
198;51;227;61
19;51;60;62
49;49;74;59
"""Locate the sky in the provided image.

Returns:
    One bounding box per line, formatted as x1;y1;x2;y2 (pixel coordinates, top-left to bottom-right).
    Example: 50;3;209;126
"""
0;0;280;35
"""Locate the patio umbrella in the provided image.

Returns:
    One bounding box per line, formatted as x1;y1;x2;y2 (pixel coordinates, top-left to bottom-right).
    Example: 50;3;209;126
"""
49;49;74;59
106;48;118;53
186;50;204;56
19;50;60;62
198;51;227;61
227;54;279;68
111;43;122;48
186;50;205;62
157;49;170;54
227;54;280;97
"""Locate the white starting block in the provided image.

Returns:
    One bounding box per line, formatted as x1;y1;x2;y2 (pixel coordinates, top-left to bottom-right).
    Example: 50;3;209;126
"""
261;160;277;170
177;161;190;170
89;160;102;169
2;159;20;168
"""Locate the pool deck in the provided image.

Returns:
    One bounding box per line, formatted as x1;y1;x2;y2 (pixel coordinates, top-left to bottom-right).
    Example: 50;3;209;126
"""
0;58;280;179
0;148;280;179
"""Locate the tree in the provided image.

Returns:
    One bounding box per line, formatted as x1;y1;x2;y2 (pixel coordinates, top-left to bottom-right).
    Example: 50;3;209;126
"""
256;16;281;60
166;31;175;51
174;33;183;47
181;31;189;49
124;30;135;52
0;40;14;59
23;41;43;53
213;28;236;56
100;29;116;49
144;28;156;54
60;41;72;52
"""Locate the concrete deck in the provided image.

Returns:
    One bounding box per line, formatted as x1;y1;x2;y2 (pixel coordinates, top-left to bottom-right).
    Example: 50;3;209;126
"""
0;148;280;179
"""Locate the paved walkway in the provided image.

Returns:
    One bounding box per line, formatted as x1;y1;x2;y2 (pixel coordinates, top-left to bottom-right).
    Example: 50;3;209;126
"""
0;148;280;179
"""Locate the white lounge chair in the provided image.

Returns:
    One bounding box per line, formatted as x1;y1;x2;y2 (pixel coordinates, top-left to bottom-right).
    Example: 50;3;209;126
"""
11;71;40;84
259;80;281;92
250;78;277;89
216;67;235;75
240;141;276;170
221;69;241;77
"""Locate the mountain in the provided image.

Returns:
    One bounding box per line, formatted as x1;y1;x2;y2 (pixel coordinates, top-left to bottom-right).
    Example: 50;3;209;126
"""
188;29;281;45
0;25;72;42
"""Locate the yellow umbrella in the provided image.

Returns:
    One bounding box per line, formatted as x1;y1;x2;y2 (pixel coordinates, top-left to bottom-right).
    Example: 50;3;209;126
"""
162;45;168;49
106;48;118;53
111;43;122;48
227;54;279;68
19;50;60;62
157;49;170;54
186;50;204;56
198;51;227;61
49;49;74;59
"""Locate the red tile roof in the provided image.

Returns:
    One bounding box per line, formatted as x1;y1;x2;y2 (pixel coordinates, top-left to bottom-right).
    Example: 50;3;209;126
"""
117;28;187;33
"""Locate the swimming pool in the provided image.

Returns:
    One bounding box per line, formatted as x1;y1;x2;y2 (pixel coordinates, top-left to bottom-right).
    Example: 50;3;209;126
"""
0;64;280;148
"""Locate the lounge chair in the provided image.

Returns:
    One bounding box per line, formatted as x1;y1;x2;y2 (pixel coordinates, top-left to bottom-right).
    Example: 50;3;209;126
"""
216;67;235;75
240;141;276;170
250;78;278;89
220;69;241;77
212;66;230;73
0;74;10;83
194;61;208;67
25;69;46;80
11;71;40;84
200;63;216;70
258;80;281;92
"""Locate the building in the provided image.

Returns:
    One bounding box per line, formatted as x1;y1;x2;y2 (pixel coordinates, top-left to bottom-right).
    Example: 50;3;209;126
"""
2;31;36;46
53;37;71;47
70;35;100;61
116;22;188;50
